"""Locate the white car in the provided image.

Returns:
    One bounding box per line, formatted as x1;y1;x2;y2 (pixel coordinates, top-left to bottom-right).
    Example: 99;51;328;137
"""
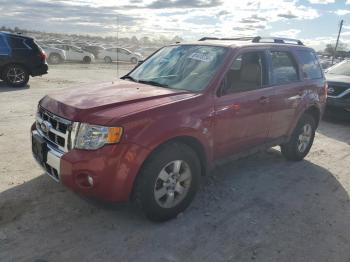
99;47;143;64
51;44;95;63
135;47;158;58
39;44;66;64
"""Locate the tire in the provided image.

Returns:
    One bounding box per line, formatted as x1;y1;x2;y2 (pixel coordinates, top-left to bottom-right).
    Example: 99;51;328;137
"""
104;56;112;63
83;56;92;64
281;114;316;161
48;53;62;64
131;57;138;64
134;142;201;222
2;64;29;87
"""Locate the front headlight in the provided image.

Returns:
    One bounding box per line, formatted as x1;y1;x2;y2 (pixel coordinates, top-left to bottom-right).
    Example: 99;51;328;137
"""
75;123;123;150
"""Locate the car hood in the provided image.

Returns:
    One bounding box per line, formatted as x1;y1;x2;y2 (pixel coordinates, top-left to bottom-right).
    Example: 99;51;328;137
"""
326;74;350;84
40;80;198;124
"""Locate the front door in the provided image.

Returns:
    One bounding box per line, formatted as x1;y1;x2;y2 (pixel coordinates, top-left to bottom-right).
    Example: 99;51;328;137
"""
213;50;273;159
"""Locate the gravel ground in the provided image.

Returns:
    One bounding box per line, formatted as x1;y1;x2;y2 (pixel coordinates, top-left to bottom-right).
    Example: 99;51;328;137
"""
0;63;350;262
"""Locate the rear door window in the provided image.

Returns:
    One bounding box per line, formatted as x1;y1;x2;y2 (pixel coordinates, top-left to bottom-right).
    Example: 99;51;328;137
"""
296;50;323;80
270;51;299;85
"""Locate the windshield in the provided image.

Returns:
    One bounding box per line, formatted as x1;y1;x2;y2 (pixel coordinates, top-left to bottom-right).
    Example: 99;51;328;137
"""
327;61;350;76
127;45;228;91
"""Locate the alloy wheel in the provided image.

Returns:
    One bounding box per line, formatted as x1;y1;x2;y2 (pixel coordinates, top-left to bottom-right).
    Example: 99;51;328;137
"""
154;160;192;208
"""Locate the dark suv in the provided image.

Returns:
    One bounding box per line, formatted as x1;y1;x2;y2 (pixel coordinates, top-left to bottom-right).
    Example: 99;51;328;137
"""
31;36;327;221
0;32;48;87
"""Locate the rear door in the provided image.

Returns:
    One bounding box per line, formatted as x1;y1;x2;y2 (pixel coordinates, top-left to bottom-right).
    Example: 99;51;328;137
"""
213;50;274;159
265;49;304;142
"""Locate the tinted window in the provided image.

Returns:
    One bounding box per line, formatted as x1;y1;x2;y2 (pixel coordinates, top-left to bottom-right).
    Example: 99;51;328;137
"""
219;51;267;96
271;51;298;84
296;50;323;79
7;37;28;49
118;49;130;55
0;36;9;54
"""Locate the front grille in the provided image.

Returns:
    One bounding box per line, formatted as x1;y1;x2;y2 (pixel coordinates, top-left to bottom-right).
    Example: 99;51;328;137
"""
328;85;349;97
36;106;72;152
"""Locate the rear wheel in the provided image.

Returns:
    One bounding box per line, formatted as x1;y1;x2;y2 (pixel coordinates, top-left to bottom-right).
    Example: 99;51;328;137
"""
134;142;201;222
3;64;29;87
83;56;92;64
104;56;112;63
48;53;62;64
281;114;316;161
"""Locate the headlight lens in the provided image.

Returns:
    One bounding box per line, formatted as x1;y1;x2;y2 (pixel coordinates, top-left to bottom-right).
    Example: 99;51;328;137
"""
75;123;123;150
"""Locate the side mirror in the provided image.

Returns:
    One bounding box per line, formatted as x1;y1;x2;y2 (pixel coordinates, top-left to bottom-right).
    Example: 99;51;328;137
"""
137;60;144;66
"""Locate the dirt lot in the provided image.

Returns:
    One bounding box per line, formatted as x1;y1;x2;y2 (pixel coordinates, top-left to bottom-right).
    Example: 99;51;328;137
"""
0;63;350;262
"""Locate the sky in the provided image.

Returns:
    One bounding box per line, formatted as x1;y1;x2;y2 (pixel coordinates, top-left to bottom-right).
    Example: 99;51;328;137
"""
0;0;350;50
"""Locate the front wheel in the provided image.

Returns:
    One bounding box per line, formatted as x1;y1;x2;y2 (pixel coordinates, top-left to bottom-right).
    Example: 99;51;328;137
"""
3;64;29;87
131;57;138;64
134;142;201;222
281;114;316;161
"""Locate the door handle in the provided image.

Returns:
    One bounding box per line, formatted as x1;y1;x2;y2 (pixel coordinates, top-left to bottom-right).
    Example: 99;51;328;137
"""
259;96;270;104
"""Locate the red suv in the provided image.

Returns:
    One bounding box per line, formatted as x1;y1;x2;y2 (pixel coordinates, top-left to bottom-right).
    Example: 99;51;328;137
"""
31;37;327;221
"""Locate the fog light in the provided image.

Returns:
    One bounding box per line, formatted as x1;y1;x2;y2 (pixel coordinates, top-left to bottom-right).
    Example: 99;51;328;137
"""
87;175;94;187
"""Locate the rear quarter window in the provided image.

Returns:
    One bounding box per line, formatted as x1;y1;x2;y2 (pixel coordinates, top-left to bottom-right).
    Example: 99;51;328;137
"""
0;36;9;54
7;36;30;49
296;50;323;80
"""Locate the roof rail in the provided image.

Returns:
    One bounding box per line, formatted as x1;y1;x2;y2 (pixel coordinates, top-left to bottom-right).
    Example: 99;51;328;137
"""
252;36;304;45
198;36;304;45
198;37;255;41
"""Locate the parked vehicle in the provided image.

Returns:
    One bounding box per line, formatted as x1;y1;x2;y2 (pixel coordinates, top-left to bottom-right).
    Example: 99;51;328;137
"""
39;43;66;64
51;44;95;63
99;47;143;63
31;37;326;221
135;47;159;58
81;45;105;59
325;60;350;115
0;31;48;87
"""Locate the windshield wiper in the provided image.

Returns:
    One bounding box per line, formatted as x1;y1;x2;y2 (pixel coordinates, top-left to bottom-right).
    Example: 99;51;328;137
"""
138;80;169;88
121;75;138;82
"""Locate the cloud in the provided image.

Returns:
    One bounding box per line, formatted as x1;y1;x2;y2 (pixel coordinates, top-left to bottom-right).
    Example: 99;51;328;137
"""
147;0;223;9
271;29;301;38
307;0;335;4
334;9;350;16
278;12;298;19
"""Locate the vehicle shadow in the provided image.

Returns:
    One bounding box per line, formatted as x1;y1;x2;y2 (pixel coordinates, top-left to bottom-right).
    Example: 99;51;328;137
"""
318;116;350;144
0;80;30;92
1;150;349;262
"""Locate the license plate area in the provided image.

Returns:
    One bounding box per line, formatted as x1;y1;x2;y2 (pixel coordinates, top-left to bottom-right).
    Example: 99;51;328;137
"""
32;133;48;164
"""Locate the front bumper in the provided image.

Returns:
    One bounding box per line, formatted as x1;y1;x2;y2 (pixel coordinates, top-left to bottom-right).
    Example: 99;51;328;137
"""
31;126;151;202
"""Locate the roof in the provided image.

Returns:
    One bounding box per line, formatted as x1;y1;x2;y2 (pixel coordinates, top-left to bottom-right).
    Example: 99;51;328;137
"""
0;31;34;40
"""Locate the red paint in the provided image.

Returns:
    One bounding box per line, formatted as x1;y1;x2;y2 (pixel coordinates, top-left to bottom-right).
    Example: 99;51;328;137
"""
33;43;326;202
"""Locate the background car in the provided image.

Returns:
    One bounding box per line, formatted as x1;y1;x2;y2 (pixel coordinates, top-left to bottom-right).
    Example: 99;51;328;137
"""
81;45;105;59
135;47;158;58
0;31;48;87
51;44;95;63
39;43;66;64
325;60;350;116
99;47;143;64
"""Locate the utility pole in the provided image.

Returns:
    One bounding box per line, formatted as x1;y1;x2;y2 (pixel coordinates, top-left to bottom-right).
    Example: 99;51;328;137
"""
332;19;344;65
116;15;119;78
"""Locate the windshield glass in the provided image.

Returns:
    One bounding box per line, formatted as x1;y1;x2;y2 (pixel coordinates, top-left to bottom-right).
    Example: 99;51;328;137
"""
128;45;228;91
327;61;350;76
